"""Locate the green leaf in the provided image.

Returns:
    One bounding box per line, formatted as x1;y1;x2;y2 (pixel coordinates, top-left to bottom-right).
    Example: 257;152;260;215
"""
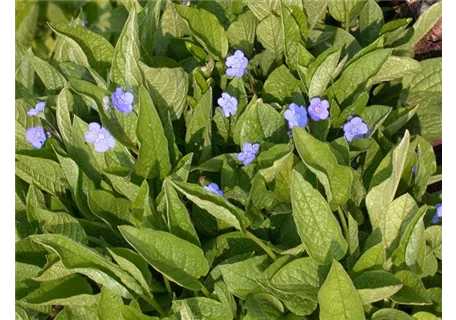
332;49;391;106
262;66;300;104
383;105;419;138
318;260;366;320
175;4;228;59
110;7;142;90
31;234;143;299
328;0;365;23
172;298;232;320
35;208;88;244
122;305;159;320
257;14;284;61
49;23;114;77
403;58;442;142
16;154;69;196
412;312;441;320
169;179;247;232
371;56;421;85
373;193;419;255
391;270;432;305
268;257;328;316
425;226;442;260
351;243;385;277
56;87;74;147
244;293;284;319
302;0;328;30
307;25;361;59
235;99;288;146
226;10;257;57
397;1;442;50
214;281;237;317
413;137;437;199
371;309;414;320
247;0;279;20
140;62;189;120
138;0;162;60
307;47;341;99
134;86;171;180
15;1;39;46
293;126;353;208
185;88;213;163
22;274;94;306
103;172;140;202
359;0;384;45
26;50;67;93
366;131;410;226
219;254;271;299
88;190;136;230
97;287;123;320
290;171;347;264
163;181;200;246
353;270;403;304
119;225;209;291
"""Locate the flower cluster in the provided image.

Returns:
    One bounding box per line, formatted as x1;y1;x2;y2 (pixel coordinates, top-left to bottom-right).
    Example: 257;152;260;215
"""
23;89;132;153
203;182;223;196
238;142;260;166
283;97;330;131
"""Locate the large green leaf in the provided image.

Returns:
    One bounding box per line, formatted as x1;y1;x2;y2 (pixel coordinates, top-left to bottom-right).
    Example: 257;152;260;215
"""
226;10;257;57
219;254;271;299
353;270;403;305
318;260;366;320
268;257;328;316
35;208;87;244
26;50;66;93
256;14;284;61
134;86;171;180
140;62;189;120
302;0;328;30
172;297;232;320
366;131;410;226
290;171;347;264
358;0;384;45
110;7;142;89
235;99;288;146
97;287;123;320
56;87;74;147
247;0;279;20
244;293;284;319
262;65;300;104
175;4;228;59
119;225;209;291
413;137;437;199
169;179;247;232
307;47;341;99
31;234;143;299
391;270;432;305
16;154;69;196
293;126;353;208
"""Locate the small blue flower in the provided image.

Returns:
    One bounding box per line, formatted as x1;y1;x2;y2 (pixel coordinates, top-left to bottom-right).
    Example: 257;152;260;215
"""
83;20;89;27
343;116;368;142
203;182;223;196
225;50;248;78
84;122;116;153
238;142;260;166
412;165;417;174
26;126;47;149
431;203;442;224
284;103;308;129
217;93;238;117
27;101;46;117
308;97;330;121
111;87;134;114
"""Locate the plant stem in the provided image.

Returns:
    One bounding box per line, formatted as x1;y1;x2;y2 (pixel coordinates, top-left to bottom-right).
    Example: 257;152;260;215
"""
199;282;211;298
163;276;173;299
344;2;350;32
245;231;277;261
337;206;349;242
141;294;165;316
247;72;256;95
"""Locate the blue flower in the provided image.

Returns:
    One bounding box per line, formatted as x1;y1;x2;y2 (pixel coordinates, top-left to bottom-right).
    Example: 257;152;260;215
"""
308;97;330;121
217;93;238;117
203;182;223;196
284;103;308;129
83;20;89;27
412;165;417;174
343;116;368;142
238;142;260;166
25;126;47;149
111;87;134;114
431;203;442;224
84;122;116;153
225;50;248;78
27;101;46;117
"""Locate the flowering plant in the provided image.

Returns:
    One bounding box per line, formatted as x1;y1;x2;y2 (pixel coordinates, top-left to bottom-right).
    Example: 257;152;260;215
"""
15;0;442;319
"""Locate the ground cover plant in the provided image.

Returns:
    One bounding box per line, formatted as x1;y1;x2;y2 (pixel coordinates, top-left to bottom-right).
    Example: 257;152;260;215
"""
15;0;443;319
